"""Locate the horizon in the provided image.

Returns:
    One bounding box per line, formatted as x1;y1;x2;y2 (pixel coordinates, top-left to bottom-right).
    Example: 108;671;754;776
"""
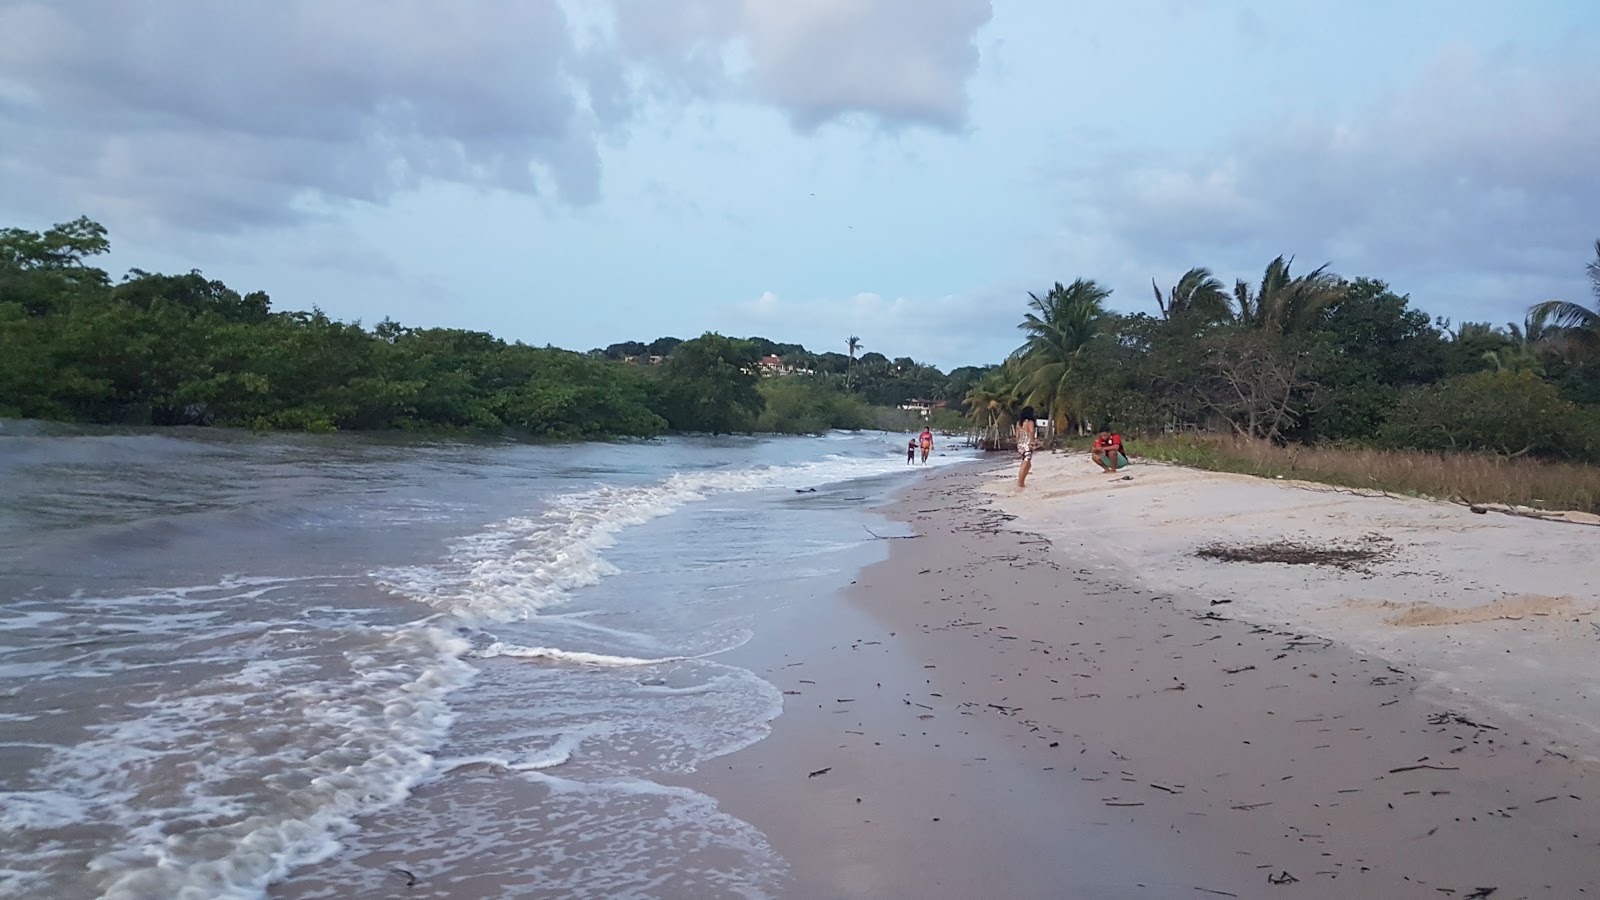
2;1;1596;370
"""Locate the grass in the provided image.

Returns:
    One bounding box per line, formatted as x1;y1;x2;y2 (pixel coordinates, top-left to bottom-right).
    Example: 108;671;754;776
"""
1113;433;1600;515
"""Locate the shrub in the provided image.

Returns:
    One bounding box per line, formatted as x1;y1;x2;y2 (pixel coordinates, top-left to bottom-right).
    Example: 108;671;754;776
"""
756;378;874;434
1379;370;1584;458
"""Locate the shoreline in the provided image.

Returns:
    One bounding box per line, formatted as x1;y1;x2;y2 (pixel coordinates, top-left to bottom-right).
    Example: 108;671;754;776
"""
688;457;1600;897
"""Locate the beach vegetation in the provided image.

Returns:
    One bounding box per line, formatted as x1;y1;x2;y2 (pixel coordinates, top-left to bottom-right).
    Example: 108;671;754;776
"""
1129;433;1600;514
755;378;874;434
0;217;974;437
1011;279;1110;435
992;241;1600;477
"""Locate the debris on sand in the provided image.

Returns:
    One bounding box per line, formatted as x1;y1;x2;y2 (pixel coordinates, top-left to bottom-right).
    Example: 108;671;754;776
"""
1194;533;1393;572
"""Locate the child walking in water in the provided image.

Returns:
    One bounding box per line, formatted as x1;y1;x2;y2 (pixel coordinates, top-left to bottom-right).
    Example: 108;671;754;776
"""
907;437;917;465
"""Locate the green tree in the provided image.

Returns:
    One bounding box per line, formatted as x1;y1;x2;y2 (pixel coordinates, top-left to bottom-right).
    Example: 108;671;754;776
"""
0;217;112;317
493;349;665;438
1232;255;1345;334
1528;238;1600;362
1012;279;1110;434
1153;266;1231;325
655;332;765;433
1295;279;1447;440
1381;370;1585;457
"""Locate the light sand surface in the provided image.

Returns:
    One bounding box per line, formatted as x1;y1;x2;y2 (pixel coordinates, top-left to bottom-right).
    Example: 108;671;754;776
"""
992;452;1600;760
690;462;1600;898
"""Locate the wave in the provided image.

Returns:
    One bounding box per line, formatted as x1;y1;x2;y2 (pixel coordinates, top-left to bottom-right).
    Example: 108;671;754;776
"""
378;450;971;623
473;643;689;667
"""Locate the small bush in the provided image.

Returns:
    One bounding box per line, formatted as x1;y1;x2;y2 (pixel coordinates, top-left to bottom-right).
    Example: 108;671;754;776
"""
756;378;874;433
1379;370;1584;458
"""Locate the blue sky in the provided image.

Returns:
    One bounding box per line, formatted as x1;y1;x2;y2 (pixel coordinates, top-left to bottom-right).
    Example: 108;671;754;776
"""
2;0;1596;368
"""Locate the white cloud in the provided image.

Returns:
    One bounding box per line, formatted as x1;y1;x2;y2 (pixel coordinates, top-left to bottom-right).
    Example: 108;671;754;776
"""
0;0;992;231
1083;47;1600;316
725;283;1017;368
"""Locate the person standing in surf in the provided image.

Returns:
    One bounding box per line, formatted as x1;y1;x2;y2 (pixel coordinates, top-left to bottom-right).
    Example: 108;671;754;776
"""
1015;406;1036;489
919;427;934;464
907;436;917;465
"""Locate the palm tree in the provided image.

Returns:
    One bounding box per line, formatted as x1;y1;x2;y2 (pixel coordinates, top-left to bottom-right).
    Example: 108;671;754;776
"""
1232;255;1344;334
1528;238;1600;361
845;335;863;389
1153;266;1230;324
1012;279;1111;435
963;366;1024;448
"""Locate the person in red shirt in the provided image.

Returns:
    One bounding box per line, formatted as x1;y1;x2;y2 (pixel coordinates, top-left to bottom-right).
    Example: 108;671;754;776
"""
1092;427;1128;475
919;427;933;463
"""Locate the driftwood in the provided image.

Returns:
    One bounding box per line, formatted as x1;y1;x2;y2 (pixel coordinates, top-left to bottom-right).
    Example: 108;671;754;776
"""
1387;764;1460;774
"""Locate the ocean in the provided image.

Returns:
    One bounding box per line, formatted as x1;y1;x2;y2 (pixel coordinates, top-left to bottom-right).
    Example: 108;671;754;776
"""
0;424;973;899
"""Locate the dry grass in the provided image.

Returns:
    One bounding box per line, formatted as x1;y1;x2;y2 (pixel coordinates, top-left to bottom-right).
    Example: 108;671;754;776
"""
1130;433;1600;514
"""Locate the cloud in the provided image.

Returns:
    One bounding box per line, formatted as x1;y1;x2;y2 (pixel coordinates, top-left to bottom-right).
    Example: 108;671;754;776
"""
724;284;1017;368
612;0;991;129
1084;47;1600;315
0;0;991;231
736;0;992;130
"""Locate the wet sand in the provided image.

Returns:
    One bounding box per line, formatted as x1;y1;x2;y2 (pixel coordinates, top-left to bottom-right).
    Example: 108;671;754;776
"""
688;462;1600;898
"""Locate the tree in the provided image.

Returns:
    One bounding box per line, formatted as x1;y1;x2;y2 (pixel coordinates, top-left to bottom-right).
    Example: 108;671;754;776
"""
601;340;648;360
1528;238;1600;362
1153;267;1230;325
846;335;862;361
1189;332;1319;442
963;365;1022;443
1479;309;1559;375
1292;278;1447;440
0;216;110;272
646;336;683;357
0;217;113;317
655;332;764;433
1012;279;1110;433
1233;256;1345;334
1381;370;1583;457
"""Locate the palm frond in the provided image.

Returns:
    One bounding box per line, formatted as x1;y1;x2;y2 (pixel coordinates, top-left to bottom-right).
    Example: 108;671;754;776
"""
1529;299;1599;331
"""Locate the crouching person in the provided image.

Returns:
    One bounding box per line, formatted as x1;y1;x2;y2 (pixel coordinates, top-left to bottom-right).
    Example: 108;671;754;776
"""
1092;428;1129;475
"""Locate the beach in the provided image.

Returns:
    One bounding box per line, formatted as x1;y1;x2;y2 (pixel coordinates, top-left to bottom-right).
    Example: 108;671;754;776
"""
7;431;1600;898
690;453;1600;898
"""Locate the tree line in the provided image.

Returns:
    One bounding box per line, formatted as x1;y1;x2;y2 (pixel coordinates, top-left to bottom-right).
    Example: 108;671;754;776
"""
0;218;971;437
978;246;1600;462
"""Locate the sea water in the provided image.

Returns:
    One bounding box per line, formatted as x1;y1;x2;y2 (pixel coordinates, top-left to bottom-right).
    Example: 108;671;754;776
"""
0;425;972;899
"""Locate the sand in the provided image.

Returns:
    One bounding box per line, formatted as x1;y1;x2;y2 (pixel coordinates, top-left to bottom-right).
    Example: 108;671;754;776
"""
990;453;1600;760
688;456;1600;898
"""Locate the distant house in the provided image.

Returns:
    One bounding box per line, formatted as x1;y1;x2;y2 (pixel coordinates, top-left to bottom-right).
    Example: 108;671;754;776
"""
897;398;949;418
753;355;813;376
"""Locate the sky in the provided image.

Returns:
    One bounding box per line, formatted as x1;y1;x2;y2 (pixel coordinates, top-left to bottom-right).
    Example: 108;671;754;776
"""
1;0;1597;369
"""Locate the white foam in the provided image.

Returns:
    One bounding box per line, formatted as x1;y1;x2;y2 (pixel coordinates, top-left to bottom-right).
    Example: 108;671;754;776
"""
0;790;94;830
4;625;476;900
378;451;974;623
435;730;586;775
473;643;688;667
